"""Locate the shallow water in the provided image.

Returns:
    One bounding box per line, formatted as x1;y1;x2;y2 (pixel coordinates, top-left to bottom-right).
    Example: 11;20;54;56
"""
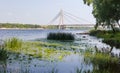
0;29;120;73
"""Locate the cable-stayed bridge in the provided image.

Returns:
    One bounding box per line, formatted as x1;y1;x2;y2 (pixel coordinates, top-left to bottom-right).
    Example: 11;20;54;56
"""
48;10;95;29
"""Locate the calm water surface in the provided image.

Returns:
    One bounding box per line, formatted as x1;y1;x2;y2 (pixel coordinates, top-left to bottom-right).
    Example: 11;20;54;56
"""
0;29;87;40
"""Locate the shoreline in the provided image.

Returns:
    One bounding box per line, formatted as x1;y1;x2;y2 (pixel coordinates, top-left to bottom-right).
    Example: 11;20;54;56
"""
0;28;45;30
90;30;120;48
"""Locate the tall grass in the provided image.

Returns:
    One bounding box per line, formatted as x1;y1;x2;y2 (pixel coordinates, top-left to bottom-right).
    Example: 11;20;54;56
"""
0;48;7;61
84;49;120;73
47;32;75;41
4;38;22;51
84;48;119;64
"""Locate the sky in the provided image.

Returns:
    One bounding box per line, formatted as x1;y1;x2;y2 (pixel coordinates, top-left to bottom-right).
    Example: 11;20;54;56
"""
0;0;95;25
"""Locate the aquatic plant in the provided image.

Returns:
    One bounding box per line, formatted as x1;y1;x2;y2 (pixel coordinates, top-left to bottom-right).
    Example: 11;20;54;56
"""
4;37;22;51
75;68;82;73
0;48;7;61
75;68;92;73
85;48;119;64
84;48;120;73
47;32;75;41
49;68;58;73
3;38;71;61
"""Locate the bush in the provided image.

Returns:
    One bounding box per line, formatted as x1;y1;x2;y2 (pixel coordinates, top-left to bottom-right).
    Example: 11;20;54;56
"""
103;39;120;48
90;30;120;48
47;32;75;41
89;30;106;36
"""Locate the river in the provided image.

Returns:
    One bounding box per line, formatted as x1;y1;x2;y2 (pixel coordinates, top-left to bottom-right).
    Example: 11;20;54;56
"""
0;29;120;73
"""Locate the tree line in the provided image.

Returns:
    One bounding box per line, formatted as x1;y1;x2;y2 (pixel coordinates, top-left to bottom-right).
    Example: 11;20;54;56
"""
0;23;42;28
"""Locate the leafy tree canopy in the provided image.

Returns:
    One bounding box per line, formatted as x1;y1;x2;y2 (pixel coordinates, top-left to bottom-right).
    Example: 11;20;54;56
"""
83;0;120;32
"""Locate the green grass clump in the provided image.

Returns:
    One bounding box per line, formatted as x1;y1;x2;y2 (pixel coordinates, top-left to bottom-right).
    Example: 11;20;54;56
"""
91;53;120;73
4;38;22;51
0;48;7;61
47;32;75;41
84;48;119;64
84;49;120;73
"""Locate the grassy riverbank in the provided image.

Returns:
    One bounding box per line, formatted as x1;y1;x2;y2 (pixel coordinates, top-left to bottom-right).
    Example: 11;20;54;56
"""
90;30;120;48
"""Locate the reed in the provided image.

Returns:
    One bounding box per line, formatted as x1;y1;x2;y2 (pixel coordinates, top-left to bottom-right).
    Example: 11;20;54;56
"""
47;32;75;41
4;37;22;51
84;48;120;73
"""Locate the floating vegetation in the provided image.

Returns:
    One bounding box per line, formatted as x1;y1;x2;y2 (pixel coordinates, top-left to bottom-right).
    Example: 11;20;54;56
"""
3;38;72;61
47;32;75;41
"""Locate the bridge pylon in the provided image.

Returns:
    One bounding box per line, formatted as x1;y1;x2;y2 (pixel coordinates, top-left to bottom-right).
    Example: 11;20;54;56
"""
58;9;65;29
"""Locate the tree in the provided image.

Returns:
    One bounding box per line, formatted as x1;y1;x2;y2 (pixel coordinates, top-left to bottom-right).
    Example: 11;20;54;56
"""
83;0;120;32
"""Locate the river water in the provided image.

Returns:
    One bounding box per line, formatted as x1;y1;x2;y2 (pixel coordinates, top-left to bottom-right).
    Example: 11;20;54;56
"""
0;29;120;73
0;29;88;40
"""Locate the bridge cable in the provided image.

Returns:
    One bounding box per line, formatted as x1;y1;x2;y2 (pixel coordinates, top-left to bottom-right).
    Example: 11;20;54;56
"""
64;11;93;24
48;12;61;24
64;13;82;23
